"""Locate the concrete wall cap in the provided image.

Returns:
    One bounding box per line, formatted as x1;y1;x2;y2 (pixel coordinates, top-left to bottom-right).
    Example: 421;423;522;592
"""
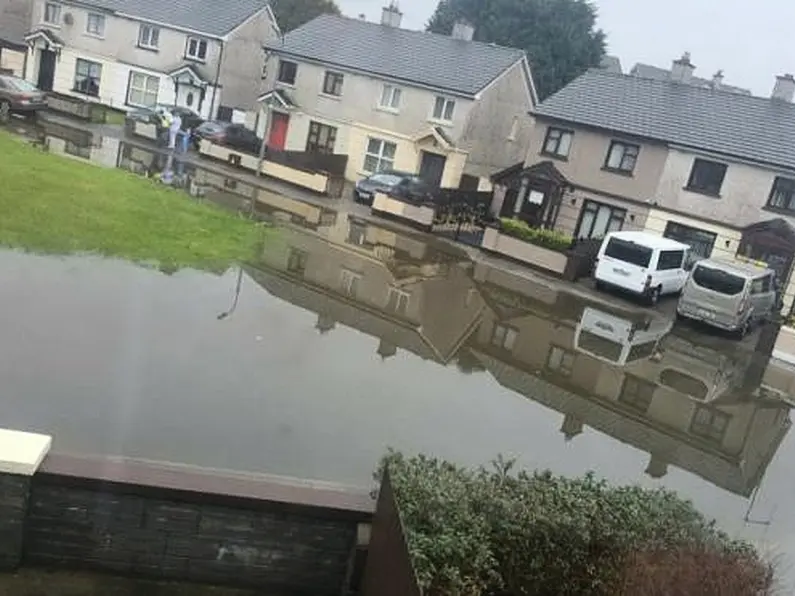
0;429;52;476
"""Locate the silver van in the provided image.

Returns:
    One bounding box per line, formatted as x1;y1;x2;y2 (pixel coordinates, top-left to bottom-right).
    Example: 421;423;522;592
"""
676;259;777;336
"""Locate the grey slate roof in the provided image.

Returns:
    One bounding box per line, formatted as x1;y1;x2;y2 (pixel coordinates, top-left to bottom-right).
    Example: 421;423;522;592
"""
630;63;751;95
534;69;795;172
70;0;269;36
266;14;525;96
0;0;32;48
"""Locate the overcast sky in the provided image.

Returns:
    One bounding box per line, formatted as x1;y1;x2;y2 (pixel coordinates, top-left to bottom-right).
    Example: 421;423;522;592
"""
336;0;793;97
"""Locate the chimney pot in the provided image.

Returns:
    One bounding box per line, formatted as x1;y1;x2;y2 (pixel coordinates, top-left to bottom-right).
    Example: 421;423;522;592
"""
711;69;723;89
380;1;402;27
670;51;695;84
451;20;475;41
772;73;795;102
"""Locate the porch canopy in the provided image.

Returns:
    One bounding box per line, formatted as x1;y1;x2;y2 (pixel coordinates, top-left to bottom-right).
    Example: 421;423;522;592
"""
490;160;570;228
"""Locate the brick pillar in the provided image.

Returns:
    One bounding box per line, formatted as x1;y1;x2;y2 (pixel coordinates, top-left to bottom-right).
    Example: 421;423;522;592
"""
0;429;52;571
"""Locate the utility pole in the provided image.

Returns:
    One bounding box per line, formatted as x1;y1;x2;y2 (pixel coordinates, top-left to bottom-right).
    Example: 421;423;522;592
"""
249;96;273;217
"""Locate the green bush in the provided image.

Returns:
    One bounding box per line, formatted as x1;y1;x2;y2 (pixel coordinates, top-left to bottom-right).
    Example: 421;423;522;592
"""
377;451;773;596
499;218;572;252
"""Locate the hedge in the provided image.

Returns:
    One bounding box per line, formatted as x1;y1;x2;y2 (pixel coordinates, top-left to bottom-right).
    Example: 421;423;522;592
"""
499;218;572;253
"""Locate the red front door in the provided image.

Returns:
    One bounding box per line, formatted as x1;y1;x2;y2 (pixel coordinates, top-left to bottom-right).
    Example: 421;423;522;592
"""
268;112;289;150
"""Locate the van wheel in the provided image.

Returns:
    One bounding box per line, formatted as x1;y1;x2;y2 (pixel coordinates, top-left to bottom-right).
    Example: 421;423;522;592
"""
647;286;661;306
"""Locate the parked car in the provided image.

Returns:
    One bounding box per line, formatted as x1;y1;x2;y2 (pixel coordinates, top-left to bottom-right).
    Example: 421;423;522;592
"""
127;104;203;132
216;123;263;154
594;231;692;305
676;259;777;336
0;75;48;120
192;120;230;148
353;171;433;205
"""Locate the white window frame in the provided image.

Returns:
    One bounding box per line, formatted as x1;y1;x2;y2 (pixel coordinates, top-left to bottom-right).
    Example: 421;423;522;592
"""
138;24;160;49
432;96;455;122
491;324;517;351
363;137;397;173
73;59;102;96
387;287;411;315
322;71;344;97
127;71;160;107
43;2;61;25
379;84;402;110
340;269;361;297
86;13;105;37
186;37;208;62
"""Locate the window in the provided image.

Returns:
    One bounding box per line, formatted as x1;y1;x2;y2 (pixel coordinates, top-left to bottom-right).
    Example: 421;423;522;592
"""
660;369;708;400
86;13;105;36
604;140;640;173
322;71;344;96
340;269;361;297
656;250;684;271
73;59;101;96
575;200;625;239
432;96;455;121
546;345;575;377
686;158;727;196
767;176;795;212
604;237;652;268
138;24;159;49
491;324;517;351
186;37;208;61
387;287;411;315
690;407;731;442
43;2;61;24
347;221;367;246
619;375;655;412
541;127;573;158
379;84;402;110
287;248;308;276
691;264;746;296
305;121;337;154
126;72;159;106
363;137;396;173
663;222;716;258
277;60;297;85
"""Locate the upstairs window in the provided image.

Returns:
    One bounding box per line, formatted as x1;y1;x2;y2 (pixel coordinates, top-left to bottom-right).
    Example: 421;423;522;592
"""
604;140;640;173
44;2;61;24
686;158;727;196
277;60;297;85
379;84;402;110
322;71;344;96
86;13;105;36
541;127;573;158
767;176;795;212
432;96;455;121
138;24;159;49
186;37;208;61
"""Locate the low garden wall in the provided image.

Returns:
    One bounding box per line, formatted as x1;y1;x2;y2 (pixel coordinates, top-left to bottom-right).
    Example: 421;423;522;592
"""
772;325;795;366
126;120;160;142
0;428;373;595
481;225;568;275
371;192;435;231
199;141;332;195
47;93;107;123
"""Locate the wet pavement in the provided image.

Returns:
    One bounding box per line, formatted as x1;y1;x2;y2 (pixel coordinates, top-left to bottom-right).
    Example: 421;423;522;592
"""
2;116;795;588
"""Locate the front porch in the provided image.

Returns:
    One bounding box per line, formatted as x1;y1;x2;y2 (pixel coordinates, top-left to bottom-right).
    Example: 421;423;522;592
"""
167;64;214;119
489;160;571;229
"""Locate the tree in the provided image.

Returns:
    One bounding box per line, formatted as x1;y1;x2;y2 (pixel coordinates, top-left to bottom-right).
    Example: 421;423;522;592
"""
427;0;606;99
270;0;341;33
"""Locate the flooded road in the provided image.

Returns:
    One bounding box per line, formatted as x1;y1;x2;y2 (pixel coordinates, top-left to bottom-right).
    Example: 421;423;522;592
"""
3;116;795;584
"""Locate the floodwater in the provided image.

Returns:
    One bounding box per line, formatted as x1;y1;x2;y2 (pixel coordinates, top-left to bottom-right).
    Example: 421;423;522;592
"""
3;117;795;585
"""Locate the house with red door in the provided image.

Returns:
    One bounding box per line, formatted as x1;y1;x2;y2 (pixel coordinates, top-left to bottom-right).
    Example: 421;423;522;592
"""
257;4;538;189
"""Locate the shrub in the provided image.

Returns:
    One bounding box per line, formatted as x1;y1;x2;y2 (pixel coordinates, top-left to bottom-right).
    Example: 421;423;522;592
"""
377;451;774;596
499;218;572;252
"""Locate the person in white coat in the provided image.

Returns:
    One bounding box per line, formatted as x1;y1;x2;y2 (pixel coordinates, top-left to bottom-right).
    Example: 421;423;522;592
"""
168;112;182;150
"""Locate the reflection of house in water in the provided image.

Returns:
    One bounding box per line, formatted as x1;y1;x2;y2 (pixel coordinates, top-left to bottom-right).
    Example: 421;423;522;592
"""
36;120;120;167
248;213;486;364
468;263;790;497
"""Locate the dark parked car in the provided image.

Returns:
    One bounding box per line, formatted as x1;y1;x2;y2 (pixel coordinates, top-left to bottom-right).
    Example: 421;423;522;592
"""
127;104;203;131
0;75;47;120
192;120;230;148
216;123;262;154
353;171;433;205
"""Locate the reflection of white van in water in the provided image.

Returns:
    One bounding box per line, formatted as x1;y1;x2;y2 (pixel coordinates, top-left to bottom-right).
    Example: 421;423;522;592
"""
574;306;673;366
594;231;692;305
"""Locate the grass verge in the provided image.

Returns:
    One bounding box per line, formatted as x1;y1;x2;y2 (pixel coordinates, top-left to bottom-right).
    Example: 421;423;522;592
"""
0;130;262;271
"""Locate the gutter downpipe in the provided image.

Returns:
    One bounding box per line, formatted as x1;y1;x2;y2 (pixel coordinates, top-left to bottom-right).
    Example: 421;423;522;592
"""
209;41;224;119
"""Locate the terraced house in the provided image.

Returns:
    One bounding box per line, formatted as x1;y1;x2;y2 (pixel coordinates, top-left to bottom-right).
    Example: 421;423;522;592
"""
23;0;280;119
493;59;795;312
258;4;537;189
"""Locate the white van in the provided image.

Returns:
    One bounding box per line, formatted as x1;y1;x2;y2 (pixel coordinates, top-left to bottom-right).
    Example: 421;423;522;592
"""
575;306;673;365
594;231;692;305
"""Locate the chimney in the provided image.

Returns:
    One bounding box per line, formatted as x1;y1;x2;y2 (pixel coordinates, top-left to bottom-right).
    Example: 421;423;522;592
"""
772;73;795;102
358;13;365;20
380;1;402;27
711;69;723;90
451;20;475;41
670;52;695;84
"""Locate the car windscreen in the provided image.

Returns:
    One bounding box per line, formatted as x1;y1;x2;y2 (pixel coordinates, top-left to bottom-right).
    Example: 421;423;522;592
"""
3;77;39;92
198;122;226;133
604;238;653;268
368;174;402;186
691;265;746;295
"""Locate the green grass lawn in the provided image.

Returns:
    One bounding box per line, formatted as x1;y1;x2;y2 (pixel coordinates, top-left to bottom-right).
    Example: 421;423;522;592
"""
0;130;263;271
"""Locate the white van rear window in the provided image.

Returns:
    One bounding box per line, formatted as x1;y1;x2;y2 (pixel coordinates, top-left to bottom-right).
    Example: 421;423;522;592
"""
691;265;745;295
604;238;652;268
